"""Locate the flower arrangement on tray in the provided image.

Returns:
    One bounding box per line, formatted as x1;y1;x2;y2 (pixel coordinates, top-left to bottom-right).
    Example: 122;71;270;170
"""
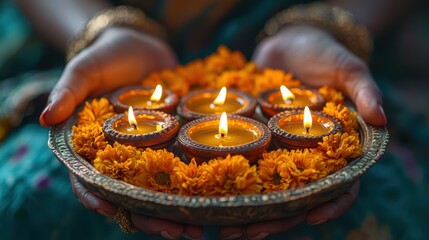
70;46;362;197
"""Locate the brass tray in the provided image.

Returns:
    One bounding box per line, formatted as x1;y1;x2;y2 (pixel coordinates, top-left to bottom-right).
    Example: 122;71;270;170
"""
48;103;388;226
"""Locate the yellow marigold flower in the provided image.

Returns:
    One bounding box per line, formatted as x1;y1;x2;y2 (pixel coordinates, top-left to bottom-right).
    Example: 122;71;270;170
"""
315;132;362;161
77;98;115;126
254;68;301;96
132;148;183;194
214;70;255;94
318;86;344;105
93;142;142;183
72;123;108;161
142;70;189;97
204;45;246;73
257;149;295;193
282;149;329;187
171;158;208;195
203;155;262;196
323;102;358;134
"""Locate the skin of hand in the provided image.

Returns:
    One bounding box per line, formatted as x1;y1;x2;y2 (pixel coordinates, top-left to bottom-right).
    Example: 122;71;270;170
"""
219;24;385;239
39;26;178;126
253;24;387;127
42;27;203;239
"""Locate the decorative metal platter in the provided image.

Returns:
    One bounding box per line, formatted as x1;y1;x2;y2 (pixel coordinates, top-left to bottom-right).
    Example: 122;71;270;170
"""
48;103;388;226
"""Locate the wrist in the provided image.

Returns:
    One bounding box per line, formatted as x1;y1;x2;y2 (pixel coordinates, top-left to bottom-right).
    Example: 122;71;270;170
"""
66;6;167;62
259;2;373;63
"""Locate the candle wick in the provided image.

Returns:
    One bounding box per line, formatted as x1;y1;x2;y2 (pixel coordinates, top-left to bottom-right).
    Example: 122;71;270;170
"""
220;132;226;138
306;127;310;133
132;123;138;130
285;98;294;104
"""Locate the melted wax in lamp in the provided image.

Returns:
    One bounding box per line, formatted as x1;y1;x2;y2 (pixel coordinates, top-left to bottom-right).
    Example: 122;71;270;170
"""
114;106;164;134
119;84;165;108
186;87;243;114
189;112;258;147
269;85;317;107
280;106;332;136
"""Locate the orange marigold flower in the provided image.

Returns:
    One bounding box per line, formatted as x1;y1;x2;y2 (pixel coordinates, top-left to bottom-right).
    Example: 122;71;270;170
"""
282;149;329;187
204;45;247;73
254;68;300;96
132;148;183;194
141;69;189;97
93;142;143;183
318;86;344;105
171;158;208;195
323;102;358;134
176;60;216;88
257;149;295;193
214;70;255;94
72;123;108;161
77;98;115;126
202;155;262;196
314;132;362;161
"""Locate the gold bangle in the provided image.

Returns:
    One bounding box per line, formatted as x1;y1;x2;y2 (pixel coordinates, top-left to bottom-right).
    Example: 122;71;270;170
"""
114;208;138;233
259;2;373;63
66;6;167;62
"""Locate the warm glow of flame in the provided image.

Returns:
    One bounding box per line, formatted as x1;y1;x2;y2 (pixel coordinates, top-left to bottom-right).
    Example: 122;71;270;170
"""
303;106;312;132
150;84;163;102
213;87;227;106
280;85;295;103
219;112;228;137
128;106;137;128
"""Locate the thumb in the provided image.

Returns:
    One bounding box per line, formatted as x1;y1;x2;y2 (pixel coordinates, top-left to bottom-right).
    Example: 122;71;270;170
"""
40;54;99;126
336;57;387;126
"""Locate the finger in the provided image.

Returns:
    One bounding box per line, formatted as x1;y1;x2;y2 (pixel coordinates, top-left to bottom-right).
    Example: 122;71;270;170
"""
219;226;245;239
182;225;204;240
69;173;117;216
335;55;387;126
40;51;101;126
130;213;184;239
307;180;360;225
245;214;306;239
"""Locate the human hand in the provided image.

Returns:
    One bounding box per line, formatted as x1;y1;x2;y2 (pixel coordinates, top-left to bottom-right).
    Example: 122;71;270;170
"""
69;173;203;239
253;24;387;126
40;26;178;126
220;181;360;239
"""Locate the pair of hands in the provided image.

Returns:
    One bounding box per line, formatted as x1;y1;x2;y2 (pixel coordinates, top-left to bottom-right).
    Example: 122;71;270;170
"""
41;25;386;239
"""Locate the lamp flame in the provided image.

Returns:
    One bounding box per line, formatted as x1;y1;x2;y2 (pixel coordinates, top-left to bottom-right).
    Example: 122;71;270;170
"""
219;112;228;138
280;85;295;103
213;87;227;106
150;84;163;102
128;106;138;129
303;106;312;133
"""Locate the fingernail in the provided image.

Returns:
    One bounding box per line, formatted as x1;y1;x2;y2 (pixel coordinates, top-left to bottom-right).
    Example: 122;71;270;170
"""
39;104;52;127
96;208;115;217
378;104;387;125
160;230;175;239
249;232;270;240
309;218;327;225
221;232;243;239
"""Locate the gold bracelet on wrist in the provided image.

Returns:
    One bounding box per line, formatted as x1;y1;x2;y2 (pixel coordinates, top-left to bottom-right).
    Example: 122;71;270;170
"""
259;2;373;63
66;6;167;62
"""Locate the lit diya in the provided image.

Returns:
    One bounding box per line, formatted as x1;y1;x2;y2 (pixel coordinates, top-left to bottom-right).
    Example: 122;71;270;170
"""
177;87;256;121
178;112;271;164
258;85;324;118
103;107;179;149
110;85;179;114
268;106;342;149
